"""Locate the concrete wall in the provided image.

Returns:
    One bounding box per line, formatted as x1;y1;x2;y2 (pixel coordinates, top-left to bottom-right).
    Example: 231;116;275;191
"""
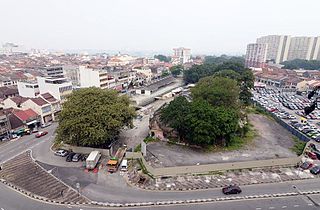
126;152;302;177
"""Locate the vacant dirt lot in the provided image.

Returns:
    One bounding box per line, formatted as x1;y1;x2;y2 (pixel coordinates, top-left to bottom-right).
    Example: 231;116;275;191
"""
146;114;297;167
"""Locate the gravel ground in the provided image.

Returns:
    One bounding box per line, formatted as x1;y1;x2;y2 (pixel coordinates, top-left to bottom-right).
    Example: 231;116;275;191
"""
146;114;297;167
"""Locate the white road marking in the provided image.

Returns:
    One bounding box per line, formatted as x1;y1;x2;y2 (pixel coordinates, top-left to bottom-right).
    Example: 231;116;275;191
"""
308;203;313;206
256;208;261;210
1;207;5;210
282;206;287;208
269;207;275;209
294;205;299;207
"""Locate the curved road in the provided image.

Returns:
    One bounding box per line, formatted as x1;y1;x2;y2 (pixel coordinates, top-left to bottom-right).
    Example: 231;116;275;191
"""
1;123;320;209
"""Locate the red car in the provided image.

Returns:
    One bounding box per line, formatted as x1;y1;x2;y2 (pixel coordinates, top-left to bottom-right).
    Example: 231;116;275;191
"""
35;131;48;138
307;151;318;160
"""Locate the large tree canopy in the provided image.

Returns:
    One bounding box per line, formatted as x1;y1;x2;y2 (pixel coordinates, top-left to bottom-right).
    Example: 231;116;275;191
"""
154;54;171;62
281;59;320;70
183;57;254;105
191;76;240;108
56;87;136;147
160;98;240;146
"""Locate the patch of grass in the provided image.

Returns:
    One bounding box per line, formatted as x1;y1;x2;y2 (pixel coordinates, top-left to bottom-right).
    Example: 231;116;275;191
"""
290;137;307;156
247;105;274;121
143;136;159;144
225;123;257;151
134;144;141;152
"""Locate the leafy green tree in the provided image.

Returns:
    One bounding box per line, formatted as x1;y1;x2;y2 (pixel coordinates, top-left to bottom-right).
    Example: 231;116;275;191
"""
56;87;136;147
239;69;254;105
281;59;320;70
214;69;241;81
154;54;171;62
191;76;240;108
170;65;184;77
183;63;217;84
160;96;191;141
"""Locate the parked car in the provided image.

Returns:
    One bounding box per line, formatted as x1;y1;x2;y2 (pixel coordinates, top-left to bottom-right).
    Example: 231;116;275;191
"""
72;153;81;162
35;131;48;138
55;149;69;157
222;185;242;195
41;122;52;128
307;151;318;160
310;166;320;175
309;143;319;152
66;152;75;162
81;154;88;161
300;161;314;170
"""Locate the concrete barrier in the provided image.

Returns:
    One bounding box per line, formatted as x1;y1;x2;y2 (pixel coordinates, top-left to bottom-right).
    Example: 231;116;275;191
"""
127;152;301;177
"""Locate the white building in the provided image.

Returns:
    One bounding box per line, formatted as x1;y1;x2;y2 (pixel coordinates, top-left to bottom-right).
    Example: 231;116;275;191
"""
37;77;73;103
173;47;191;64
17;81;39;98
79;66;116;89
287;36;320;61
245;43;268;68
256;35;291;64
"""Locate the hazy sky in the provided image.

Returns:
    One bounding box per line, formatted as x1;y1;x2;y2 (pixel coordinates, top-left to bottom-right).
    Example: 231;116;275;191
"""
1;0;320;55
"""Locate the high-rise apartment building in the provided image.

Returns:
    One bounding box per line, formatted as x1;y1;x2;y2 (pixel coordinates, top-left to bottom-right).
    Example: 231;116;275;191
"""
43;66;65;78
256;35;291;64
173;47;191;64
245;43;268;68
287;36;320;61
246;35;320;67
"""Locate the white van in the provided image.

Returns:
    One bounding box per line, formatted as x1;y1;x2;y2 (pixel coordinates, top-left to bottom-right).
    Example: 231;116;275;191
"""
120;159;128;172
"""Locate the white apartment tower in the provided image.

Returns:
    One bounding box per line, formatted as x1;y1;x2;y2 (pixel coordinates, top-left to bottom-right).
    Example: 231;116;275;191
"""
287;36;320;61
245;43;268;68
173;47;191;64
256;35;291;64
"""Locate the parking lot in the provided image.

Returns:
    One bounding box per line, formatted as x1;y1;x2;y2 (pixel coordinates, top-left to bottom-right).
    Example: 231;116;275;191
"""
253;88;320;142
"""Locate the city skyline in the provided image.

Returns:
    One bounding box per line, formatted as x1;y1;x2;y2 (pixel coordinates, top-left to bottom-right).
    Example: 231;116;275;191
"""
1;0;320;55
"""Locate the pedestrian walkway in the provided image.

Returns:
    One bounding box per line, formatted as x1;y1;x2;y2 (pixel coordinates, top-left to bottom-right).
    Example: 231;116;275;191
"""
0;151;88;203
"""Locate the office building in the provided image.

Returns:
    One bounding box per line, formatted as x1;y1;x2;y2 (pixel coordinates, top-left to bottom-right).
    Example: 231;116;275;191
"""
245;43;268;68
43;66;64;78
79;66;117;90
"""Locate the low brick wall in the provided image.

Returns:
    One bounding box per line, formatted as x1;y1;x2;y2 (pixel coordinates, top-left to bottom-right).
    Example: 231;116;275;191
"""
127;151;303;177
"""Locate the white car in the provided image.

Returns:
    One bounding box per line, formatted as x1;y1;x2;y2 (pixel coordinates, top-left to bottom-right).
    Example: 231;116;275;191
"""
55;149;69;157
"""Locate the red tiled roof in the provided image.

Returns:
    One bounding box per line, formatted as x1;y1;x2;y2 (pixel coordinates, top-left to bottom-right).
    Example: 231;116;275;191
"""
10;96;29;105
41;92;57;102
30;97;48;106
13;108;38;121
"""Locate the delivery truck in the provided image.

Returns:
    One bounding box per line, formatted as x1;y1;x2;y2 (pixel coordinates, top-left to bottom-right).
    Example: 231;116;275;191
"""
86;151;101;169
107;147;126;173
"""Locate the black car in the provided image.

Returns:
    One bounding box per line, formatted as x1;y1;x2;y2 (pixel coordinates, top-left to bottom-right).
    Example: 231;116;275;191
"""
66;152;75;162
310;143;319;152
310;166;320;175
222;185;242;195
72;153;81;162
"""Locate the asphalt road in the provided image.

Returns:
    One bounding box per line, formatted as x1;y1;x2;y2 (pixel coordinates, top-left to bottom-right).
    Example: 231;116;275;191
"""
0;124;57;165
0;182;319;210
